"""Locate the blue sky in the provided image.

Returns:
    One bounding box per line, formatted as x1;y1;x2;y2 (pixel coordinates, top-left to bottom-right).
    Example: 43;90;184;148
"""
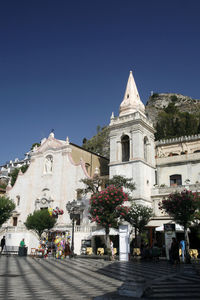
0;0;200;165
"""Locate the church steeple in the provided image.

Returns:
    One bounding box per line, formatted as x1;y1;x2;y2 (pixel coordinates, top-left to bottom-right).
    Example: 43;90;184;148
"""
119;71;145;116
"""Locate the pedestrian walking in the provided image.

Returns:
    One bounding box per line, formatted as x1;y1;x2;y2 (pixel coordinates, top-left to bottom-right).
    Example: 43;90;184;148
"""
170;237;180;265
180;240;186;262
110;240;115;261
0;236;5;254
20;238;25;247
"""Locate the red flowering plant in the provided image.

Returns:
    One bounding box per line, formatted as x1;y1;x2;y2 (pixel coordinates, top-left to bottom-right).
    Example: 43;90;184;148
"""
159;189;200;257
89;185;129;249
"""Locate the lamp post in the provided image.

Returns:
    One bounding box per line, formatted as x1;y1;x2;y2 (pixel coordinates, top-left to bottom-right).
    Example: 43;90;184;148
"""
66;200;85;256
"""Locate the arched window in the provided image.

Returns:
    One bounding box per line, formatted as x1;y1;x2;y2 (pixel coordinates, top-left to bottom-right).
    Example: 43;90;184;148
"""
16;195;20;206
121;135;130;162
170;174;182;186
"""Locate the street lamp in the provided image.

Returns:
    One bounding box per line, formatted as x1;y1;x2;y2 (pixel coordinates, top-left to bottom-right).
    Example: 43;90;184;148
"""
66;200;85;256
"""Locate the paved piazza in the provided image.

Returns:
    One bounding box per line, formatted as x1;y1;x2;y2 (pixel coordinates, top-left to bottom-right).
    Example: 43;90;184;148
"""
0;256;200;300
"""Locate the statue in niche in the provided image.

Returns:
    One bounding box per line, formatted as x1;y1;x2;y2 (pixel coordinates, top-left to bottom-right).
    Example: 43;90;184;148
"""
44;155;53;173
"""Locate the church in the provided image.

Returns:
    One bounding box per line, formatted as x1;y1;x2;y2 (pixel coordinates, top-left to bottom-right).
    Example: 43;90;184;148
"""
1;71;200;254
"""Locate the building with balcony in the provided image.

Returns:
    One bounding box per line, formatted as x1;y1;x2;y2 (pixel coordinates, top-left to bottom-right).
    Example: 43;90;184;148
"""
1;71;200;253
109;71;200;246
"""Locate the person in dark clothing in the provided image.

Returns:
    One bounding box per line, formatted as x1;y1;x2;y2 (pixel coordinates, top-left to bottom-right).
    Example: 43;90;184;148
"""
0;236;5;253
170;237;180;264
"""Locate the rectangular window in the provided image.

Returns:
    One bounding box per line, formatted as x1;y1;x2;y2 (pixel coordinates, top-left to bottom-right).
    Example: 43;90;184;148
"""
170;174;182;186
13;217;18;226
155;170;158;185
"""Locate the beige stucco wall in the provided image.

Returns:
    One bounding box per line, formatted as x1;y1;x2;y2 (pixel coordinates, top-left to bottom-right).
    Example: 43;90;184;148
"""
70;143;109;177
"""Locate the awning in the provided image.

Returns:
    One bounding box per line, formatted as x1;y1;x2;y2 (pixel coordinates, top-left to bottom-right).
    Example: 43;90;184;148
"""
91;228;119;236
155;224;188;232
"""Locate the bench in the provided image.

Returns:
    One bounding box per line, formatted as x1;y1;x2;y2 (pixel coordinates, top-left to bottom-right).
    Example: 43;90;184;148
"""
2;246;19;255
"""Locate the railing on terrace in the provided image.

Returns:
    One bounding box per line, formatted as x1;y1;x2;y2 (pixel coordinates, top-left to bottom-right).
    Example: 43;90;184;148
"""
156;152;200;165
0;225;97;235
56;225;97;233
152;183;200;195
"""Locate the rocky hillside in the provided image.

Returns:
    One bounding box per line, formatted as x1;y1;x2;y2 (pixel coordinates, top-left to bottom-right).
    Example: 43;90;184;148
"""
145;93;200;126
82;93;200;156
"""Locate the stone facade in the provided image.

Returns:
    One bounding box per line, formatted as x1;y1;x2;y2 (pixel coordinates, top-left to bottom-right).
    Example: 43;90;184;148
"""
110;71;200;230
0;133;108;254
1;71;200;252
109;71;156;206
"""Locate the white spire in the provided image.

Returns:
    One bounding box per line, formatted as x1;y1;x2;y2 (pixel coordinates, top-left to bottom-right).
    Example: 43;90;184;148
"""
119;71;145;116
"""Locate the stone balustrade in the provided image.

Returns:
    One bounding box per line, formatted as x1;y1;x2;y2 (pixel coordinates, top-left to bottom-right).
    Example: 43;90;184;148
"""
156;134;200;146
156;152;200;165
152;183;200;195
0;225;97;236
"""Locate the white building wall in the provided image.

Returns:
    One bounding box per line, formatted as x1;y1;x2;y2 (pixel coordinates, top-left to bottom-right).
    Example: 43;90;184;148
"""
157;157;200;187
4;135;95;254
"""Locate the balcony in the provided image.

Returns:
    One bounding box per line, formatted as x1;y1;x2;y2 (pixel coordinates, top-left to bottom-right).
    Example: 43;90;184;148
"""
152;183;200;196
156;152;200;166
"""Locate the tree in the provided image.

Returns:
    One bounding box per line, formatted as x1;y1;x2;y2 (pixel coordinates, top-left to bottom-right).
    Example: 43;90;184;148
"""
82;125;110;158
78;174;104;195
89;185;129;250
31;142;41;150
79;175;135;196
106;175;135;192
0;196;15;227
125;203;153;247
155;102;200;140
25;209;56;237
159;189;200;261
10;164;29;186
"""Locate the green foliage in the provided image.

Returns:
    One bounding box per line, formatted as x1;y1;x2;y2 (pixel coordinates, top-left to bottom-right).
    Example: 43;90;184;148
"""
82;125;110;158
151;93;159;98
126;203;153;234
79;176;103;195
10;169;19;186
159;190;200;228
159;189;200;255
170;95;178;102
10;164;29;186
106;175;135;191
0;196;15;227
21;165;29;173
155;102;200;140
164;102;178;114
89;185;129;234
31;142;41;150
82;138;87;145
79;175;135;196
25;209;56;237
0;183;7;189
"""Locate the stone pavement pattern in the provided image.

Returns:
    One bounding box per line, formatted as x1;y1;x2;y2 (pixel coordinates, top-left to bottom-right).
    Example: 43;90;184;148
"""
0;256;200;300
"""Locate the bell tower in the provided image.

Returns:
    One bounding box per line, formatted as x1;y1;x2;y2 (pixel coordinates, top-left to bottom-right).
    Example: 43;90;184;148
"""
109;71;156;205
